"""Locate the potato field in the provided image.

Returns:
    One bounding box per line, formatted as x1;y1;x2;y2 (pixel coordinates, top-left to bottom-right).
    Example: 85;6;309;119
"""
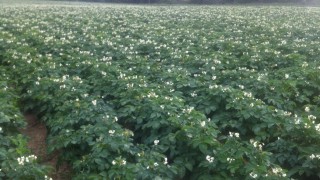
0;2;320;179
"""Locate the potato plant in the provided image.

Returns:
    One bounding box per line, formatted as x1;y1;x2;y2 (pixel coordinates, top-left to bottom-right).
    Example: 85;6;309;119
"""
0;71;49;179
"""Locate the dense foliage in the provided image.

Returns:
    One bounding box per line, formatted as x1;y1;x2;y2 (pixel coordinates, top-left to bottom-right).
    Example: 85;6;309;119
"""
1;3;320;179
0;59;49;178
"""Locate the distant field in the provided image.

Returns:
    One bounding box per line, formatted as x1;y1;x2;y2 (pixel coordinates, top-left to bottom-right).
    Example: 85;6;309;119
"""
1;2;320;179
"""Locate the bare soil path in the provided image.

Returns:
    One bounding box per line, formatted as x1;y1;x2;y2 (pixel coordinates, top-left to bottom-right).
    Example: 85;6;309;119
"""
21;114;71;180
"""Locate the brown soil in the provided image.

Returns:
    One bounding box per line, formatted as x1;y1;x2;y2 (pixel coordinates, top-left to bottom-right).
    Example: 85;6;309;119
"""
21;114;71;180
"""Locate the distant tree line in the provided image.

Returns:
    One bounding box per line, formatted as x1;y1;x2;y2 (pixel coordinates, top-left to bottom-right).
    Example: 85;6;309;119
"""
56;0;316;4
190;0;312;4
